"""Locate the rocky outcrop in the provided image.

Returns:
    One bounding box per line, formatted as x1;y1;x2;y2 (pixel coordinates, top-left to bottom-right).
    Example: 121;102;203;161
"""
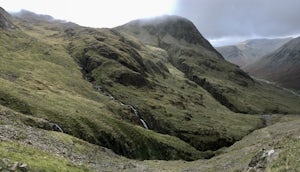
247;149;279;171
0;159;28;172
0;7;16;30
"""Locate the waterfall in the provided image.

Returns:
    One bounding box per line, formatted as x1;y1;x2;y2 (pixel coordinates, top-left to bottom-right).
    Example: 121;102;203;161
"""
50;123;64;133
93;85;149;130
139;119;149;130
129;105;149;130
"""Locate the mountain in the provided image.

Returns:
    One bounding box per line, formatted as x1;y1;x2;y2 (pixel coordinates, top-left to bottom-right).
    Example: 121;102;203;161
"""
0;8;300;171
246;37;300;90
216;45;248;67
116;16;300;114
216;38;292;68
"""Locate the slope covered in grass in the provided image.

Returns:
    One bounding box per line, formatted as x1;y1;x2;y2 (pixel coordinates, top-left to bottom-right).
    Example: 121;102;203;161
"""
0;22;205;160
0;8;299;165
116;16;300;114
1;105;299;171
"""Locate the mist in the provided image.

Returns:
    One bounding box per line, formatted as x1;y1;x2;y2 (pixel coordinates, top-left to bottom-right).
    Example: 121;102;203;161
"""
174;0;300;46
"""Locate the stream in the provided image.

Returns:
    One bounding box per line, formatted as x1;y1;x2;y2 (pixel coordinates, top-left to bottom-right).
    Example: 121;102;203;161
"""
93;85;149;130
50;122;64;133
129;105;149;130
253;76;300;97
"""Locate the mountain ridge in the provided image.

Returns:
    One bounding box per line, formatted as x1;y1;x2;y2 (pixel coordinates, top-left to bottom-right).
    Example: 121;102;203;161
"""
116;17;300;114
216;38;292;68
246;37;300;90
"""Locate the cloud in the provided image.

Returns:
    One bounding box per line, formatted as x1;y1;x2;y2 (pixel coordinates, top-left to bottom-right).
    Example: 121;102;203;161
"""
1;0;177;28
2;0;300;46
174;0;300;44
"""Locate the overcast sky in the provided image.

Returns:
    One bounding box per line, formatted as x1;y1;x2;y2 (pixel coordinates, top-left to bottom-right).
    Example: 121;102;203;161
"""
2;0;300;46
174;0;300;46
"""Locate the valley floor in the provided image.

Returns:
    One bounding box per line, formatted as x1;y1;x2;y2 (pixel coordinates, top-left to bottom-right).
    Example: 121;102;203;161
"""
253;76;300;97
1;111;299;172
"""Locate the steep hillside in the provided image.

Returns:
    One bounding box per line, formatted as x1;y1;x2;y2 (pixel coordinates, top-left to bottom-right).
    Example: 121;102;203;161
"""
64;19;263;154
1;12;207;161
116;16;300;114
0;7;300;170
246;37;300;90
217;38;292;68
0;7;16;30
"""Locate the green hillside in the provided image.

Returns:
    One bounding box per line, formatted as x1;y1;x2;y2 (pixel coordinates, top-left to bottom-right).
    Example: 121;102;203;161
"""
0;8;300;171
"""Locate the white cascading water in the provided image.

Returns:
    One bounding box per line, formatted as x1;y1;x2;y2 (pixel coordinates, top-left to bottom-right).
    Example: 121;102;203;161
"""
93;85;149;129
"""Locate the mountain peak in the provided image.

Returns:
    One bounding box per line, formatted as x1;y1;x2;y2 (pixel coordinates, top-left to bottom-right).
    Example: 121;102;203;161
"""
127;15;190;26
0;7;17;30
13;9;55;21
117;15;217;52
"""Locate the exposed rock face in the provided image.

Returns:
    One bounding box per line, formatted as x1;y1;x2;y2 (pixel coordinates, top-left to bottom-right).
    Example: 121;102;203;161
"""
246;37;300;90
247;149;279;172
0;7;16;30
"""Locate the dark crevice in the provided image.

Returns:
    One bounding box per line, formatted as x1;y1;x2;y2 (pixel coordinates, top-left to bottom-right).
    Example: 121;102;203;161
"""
188;75;241;113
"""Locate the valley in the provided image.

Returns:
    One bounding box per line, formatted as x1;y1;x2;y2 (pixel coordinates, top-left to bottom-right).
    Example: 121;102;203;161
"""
0;7;300;172
216;38;292;69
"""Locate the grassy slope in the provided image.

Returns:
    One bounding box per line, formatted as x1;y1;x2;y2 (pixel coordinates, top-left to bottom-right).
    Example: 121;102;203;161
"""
116;18;300;114
140;115;300;172
2;12;298;159
0;28;205;160
1;105;299;171
0;11;299;171
0;104;121;171
65;23;264;152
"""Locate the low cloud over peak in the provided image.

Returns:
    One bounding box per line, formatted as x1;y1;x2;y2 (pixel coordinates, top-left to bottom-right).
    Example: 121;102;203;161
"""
174;0;300;46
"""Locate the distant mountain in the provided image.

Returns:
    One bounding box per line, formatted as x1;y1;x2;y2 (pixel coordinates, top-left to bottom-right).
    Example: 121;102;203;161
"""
216;45;248;67
12;9;55;22
246;37;300;90
216;38;292;68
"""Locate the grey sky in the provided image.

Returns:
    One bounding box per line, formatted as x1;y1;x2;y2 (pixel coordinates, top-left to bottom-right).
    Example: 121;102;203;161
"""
174;0;300;46
2;0;300;46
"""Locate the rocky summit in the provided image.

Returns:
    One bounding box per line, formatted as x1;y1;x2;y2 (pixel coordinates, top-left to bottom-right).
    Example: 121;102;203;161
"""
0;7;300;171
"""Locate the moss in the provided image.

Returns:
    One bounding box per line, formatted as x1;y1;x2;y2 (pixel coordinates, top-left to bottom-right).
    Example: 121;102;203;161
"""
270;136;300;171
0;90;33;115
